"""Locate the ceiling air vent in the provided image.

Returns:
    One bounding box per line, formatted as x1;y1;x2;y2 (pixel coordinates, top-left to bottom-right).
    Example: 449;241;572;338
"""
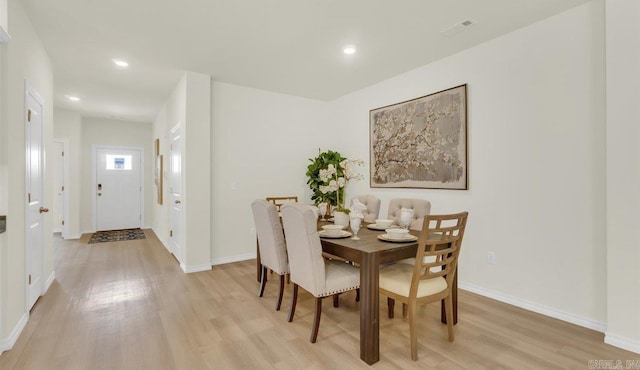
440;18;476;37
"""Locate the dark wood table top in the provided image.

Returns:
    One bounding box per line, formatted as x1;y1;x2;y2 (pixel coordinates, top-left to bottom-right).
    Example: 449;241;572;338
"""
319;222;421;264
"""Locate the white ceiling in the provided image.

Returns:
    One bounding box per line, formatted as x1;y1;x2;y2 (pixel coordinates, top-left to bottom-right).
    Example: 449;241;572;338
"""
22;0;591;122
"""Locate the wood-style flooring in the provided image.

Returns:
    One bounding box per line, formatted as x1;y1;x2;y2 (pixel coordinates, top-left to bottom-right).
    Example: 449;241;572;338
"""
0;230;636;369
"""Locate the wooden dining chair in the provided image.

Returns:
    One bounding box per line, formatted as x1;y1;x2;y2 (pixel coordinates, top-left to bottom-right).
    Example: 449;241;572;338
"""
266;196;298;212
280;203;360;343
251;199;289;311
387;198;431;230
379;212;468;360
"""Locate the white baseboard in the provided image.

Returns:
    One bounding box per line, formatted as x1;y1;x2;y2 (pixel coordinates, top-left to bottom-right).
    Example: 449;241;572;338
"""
0;313;28;355
605;332;640;354
211;252;256;266
44;271;55;293
459;282;607;332
64;234;82;240
181;263;212;274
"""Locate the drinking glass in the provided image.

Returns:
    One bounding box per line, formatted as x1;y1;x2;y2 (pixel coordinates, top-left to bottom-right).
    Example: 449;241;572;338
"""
350;217;361;240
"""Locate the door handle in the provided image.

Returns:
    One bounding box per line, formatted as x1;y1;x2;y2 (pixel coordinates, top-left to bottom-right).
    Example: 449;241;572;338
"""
175;200;181;204
98;193;102;196
39;207;49;213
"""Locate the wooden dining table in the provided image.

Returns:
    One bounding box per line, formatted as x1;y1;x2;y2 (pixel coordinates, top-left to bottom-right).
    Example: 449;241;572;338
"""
255;221;458;365
319;222;458;365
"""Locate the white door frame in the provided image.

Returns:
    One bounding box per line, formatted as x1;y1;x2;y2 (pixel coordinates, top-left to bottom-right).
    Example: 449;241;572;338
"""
52;138;69;238
24;81;45;310
91;144;145;232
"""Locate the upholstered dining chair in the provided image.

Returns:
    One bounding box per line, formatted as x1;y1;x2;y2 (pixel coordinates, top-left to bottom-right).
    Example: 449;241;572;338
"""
351;195;381;223
280;203;360;343
379;212;468;360
266;196;298;212
387;198;431;230
251;199;289;311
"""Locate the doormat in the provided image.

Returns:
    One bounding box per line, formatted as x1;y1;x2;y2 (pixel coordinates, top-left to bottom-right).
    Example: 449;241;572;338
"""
88;228;146;244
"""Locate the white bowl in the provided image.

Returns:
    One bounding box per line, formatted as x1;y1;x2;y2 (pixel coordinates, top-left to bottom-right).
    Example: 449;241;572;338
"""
375;219;394;228
322;224;344;236
385;228;410;240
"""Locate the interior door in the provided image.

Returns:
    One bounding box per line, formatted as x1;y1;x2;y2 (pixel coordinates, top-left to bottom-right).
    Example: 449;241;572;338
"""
95;148;142;231
52;141;64;233
169;126;183;263
25;84;45;310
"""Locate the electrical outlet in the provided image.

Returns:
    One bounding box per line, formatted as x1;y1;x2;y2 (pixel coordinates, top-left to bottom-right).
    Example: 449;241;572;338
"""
249;227;256;237
231;181;238;191
487;251;496;264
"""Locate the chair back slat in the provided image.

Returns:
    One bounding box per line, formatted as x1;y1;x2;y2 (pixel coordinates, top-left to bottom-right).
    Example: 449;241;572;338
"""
410;212;469;297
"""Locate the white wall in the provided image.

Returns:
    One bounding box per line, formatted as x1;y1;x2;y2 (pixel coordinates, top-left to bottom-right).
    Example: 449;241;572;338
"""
210;82;330;264
0;0;53;346
330;1;607;328
53;108;82;239
605;0;640;354
152;72;212;272
0;0;8;42
79;117;153;233
151;77;186;252
183;72;211;270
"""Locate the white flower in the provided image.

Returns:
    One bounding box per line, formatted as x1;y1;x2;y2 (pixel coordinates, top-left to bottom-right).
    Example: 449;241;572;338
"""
337;177;346;188
319;169;331;182
339;159;348;170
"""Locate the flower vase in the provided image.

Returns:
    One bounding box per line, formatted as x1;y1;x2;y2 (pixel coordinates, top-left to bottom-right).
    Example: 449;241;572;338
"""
333;211;350;227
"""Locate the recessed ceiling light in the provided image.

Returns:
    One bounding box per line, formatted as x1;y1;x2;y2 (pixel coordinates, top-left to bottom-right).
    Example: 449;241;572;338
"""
112;59;129;67
66;95;80;102
343;45;356;55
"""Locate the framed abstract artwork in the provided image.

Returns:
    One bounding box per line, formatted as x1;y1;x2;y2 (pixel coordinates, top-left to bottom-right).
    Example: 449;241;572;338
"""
369;84;468;190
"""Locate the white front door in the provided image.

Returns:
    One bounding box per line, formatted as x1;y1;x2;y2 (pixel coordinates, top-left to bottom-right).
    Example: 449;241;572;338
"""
52;141;64;233
95;147;142;231
25;84;45;310
169;126;183;263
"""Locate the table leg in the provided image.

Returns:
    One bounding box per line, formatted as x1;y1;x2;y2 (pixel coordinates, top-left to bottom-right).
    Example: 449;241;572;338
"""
360;253;380;365
441;268;458;325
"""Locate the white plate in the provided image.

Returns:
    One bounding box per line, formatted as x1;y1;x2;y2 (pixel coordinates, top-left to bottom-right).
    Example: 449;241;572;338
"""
367;223;398;231
377;234;418;243
319;230;352;238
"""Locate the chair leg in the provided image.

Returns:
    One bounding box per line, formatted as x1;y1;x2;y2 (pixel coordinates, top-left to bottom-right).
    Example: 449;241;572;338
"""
355;288;360;302
408;302;418;361
311;297;323;343
276;274;285;311
402;302;408;318
445;294;454;341
387;297;395;319
258;266;267;297
288;284;298;322
333;294;339;308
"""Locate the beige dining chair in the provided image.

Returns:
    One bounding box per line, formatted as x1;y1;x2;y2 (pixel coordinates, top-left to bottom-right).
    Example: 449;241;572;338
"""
280;203;360;343
251;199;289;311
352;195;381;223
387;198;431;230
266;196;298;212
379;212;468;361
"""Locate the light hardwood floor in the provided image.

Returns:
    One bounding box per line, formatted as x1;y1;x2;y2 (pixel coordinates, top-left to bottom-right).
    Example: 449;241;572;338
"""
0;230;636;369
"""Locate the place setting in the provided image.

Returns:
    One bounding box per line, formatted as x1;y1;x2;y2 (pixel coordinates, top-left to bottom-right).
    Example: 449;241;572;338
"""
374;208;418;243
377;228;418;243
318;224;352;238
